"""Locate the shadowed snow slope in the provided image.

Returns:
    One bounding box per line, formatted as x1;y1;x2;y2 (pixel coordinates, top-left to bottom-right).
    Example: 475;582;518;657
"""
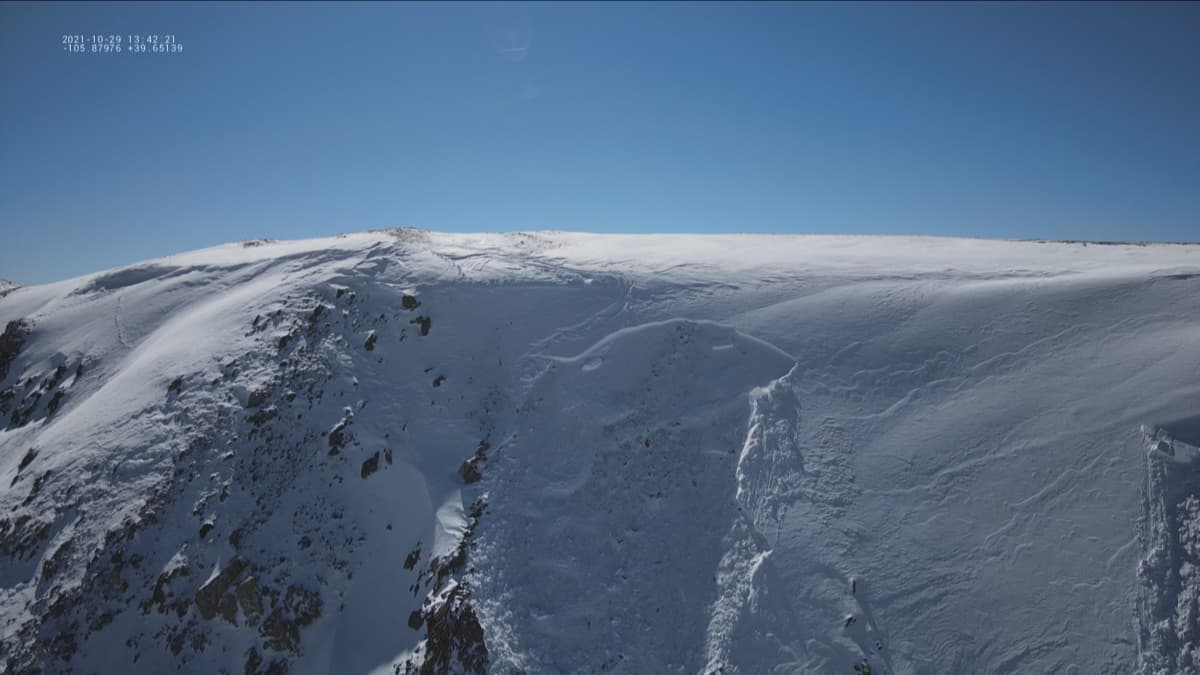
1;230;1199;674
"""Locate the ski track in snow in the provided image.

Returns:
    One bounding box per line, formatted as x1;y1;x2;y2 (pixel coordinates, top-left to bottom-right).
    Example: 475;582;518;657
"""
1;231;1199;674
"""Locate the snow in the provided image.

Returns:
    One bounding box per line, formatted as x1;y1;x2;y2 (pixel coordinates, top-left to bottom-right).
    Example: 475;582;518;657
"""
1;229;1199;673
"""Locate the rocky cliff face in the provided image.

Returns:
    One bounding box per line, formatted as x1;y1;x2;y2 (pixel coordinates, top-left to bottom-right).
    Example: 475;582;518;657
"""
0;232;524;674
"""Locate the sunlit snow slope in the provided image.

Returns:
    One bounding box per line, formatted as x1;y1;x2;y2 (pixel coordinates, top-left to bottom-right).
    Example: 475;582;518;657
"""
1;230;1199;675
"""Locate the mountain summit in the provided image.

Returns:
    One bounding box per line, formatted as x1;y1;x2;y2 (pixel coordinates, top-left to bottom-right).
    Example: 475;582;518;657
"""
2;230;1198;674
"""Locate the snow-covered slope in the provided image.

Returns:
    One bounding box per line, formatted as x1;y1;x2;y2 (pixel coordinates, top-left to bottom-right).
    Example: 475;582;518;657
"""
1;230;1198;674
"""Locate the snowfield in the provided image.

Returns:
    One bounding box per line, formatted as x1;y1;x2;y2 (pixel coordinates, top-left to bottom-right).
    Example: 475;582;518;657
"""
1;230;1199;674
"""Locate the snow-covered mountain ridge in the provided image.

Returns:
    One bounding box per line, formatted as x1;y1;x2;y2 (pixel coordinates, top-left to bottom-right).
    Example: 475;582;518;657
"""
1;230;1199;674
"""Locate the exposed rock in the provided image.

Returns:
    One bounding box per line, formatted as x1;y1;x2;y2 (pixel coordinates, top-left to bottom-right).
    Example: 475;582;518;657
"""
328;417;352;455
247;406;278;427
406;496;489;673
17;447;37;472
246;388;270;408
432;375;446;388
0;319;30;383
219;592;239;624
360;452;380;479
244;648;288;675
411;316;431;336
40;539;74;579
260;584;322;652
284;584;322;626
427;499;484;592
261;607;296;648
89;612;114;632
402;294;421;310
457;460;482;484
364;332;377;351
45;390;65;416
307;304;326;334
407;610;424;630
404;546;421;571
22;471;51;506
44;628;79;663
0;515;51;561
146;562;191;614
168;376;184;395
104;554;129;595
457;441;492;485
195;557;247;620
418;587;488;675
236;576;263;622
244;647;262;675
2;358;70;429
10;397;38;427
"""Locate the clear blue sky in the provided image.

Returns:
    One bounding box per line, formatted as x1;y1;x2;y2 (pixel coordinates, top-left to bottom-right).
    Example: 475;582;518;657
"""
2;1;1198;284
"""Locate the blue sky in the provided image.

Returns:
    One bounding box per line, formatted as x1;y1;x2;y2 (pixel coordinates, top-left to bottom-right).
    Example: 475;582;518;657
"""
2;1;1198;284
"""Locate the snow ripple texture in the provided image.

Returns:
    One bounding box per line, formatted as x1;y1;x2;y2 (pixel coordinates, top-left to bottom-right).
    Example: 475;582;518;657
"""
2;232;1200;674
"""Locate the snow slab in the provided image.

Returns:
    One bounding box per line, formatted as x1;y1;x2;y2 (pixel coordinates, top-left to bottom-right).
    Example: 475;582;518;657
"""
0;230;1198;674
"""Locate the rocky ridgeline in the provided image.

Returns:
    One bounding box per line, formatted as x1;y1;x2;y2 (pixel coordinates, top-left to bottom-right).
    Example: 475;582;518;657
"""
0;317;88;437
398;497;489;675
0;277;497;675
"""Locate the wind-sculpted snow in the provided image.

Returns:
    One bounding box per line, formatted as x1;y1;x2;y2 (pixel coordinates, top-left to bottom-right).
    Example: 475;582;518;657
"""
2;230;1200;674
1138;424;1200;674
469;320;793;673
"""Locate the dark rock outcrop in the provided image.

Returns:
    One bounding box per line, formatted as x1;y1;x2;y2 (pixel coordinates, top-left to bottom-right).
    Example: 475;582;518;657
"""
195;557;247;621
0;319;30;383
419;588;488;675
246;389;269;408
260;585;322;652
360;452;380;479
457;441;492;485
236;576;263;624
